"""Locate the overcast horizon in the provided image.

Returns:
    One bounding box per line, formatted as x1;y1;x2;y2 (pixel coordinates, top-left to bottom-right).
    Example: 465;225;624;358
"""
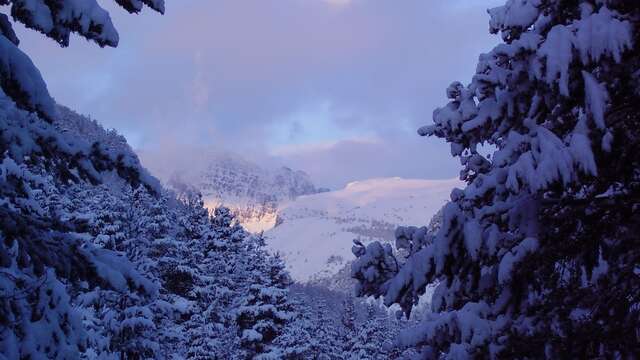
19;0;502;189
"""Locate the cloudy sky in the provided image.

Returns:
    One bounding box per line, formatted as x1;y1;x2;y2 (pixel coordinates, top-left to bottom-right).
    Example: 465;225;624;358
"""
18;0;502;188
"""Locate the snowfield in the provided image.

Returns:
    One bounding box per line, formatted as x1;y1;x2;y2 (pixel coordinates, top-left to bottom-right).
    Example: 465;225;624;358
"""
265;177;462;282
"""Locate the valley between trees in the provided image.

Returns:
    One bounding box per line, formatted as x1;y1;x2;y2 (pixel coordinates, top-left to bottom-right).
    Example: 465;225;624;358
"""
1;0;639;359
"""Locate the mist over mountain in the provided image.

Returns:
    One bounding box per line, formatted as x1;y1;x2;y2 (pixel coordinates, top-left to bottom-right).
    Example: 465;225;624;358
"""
193;155;324;231
139;149;330;231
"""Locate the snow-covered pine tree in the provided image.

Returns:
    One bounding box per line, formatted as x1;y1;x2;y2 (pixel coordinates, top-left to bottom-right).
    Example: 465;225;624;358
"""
211;206;245;241
338;295;357;355
311;299;345;360
353;0;640;358
261;304;316;360
108;293;159;359
131;185;171;241
235;248;296;358
76;285;161;360
200;206;248;310
126;185;174;281
178;190;210;240
348;304;395;360
91;186;129;251
185;311;228;360
181;205;245;359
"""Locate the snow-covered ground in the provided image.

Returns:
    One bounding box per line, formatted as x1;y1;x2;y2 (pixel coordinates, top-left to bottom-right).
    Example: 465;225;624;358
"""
265;177;462;282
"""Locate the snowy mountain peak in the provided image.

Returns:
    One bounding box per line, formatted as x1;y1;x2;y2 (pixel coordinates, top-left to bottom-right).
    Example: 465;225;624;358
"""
193;155;321;232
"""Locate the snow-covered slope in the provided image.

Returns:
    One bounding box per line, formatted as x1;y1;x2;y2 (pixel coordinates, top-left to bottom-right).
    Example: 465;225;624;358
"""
55;105;134;156
265;177;461;282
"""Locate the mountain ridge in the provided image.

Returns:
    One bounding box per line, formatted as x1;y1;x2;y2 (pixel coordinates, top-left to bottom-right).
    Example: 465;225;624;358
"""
174;155;323;232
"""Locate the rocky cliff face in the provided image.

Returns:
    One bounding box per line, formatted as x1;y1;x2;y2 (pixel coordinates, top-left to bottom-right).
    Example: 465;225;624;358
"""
196;156;320;232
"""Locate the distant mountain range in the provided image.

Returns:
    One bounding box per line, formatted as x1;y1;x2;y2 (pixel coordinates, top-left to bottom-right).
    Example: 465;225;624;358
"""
152;154;460;287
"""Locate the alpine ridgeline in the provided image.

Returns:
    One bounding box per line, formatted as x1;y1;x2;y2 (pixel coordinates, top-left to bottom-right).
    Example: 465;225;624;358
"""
170;156;322;233
352;1;640;358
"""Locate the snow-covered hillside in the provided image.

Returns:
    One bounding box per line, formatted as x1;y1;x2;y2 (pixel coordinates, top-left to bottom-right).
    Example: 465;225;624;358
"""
265;177;461;282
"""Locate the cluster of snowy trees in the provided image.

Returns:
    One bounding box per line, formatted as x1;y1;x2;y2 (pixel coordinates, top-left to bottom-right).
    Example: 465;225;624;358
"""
0;112;408;359
285;284;420;360
353;0;640;358
0;1;310;358
0;95;310;358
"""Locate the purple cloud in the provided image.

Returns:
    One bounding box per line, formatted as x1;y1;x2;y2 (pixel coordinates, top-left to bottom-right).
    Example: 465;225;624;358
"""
15;0;502;187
